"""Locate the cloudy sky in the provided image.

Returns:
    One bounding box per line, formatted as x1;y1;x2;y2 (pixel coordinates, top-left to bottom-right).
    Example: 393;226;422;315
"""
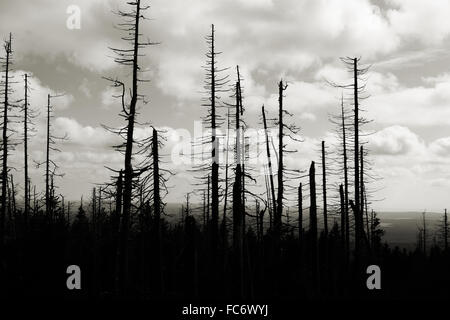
1;0;450;211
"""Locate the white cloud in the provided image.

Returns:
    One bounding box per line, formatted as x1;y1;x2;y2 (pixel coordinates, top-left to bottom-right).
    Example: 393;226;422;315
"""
387;0;450;45
369;125;424;155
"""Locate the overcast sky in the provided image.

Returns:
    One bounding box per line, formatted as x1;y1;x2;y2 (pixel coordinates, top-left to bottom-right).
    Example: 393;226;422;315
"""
1;0;450;211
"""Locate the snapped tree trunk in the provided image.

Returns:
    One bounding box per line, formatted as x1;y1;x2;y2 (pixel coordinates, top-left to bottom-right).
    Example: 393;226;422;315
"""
309;161;318;292
119;0;141;295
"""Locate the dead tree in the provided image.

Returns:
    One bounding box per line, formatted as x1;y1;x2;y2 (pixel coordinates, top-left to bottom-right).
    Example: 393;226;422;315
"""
422;211;427;256
0;33;12;245
104;0;155;294
329;58;371;260
445;209;448;251
202;24;228;253
339;184;345;248
309;161;318;291
221;107;231;245
298;182;303;245
41;93;66;220
22;74;32;224
262;106;276;226
321;141;328;236
275;80;288;240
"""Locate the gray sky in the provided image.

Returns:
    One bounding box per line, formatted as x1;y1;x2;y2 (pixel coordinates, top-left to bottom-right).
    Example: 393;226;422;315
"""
1;0;450;211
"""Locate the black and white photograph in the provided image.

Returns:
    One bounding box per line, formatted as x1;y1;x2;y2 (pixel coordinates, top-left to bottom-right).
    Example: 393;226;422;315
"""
1;0;450;315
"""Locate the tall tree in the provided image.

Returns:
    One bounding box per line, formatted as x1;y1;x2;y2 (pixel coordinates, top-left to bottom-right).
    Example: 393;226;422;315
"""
298;182;303;246
309;161;318;291
104;0;155;294
262;106;276;224
23;74;30;224
321;140;328;236
275;80;288;239
232;70;244;298
0;33;12;245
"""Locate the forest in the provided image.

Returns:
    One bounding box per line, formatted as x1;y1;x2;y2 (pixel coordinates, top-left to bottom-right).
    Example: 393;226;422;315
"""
1;0;450;301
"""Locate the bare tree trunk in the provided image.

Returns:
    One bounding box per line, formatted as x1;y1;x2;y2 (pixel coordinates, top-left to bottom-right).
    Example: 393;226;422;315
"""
445;208;448;251
321;141;328;236
360;145;364;225
353;58;361;259
340;96;350;265
10;175;16;220
262;106;277;226
275;80;286;240
24;74;29;226
119;0;141;295
210;24;219;255
298;183;303;246
423;212;427;256
114;170;123;295
45;94;51;219
1;34;12;246
203;190;206;229
207;175;210;223
309;161;318;292
233;78;244;299
222;108;231;245
152;128;163;294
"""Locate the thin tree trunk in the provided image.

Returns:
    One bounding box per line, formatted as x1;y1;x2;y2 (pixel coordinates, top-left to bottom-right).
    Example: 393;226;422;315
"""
341;95;350;265
222;108;231;245
353;58;361;259
339;184;345;248
233;77;244;299
210;24;219;254
1;34;12;246
119;0;141;295
45;94;51;219
298;183;303;246
262;106;277;227
309;161;318;292
445;208;448;251
276;81;285;240
24;74;29;226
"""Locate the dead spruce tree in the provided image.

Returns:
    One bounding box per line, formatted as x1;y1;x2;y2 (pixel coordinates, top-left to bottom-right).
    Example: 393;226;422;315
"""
137;127;172;295
22;74;34;224
329;94;353;265
275;81;288;240
204;24;228;253
192;24;228;254
38;93;66;220
0;33;13;245
309;161;318;291
103;0;155;294
329;57;373;262
321;140;328;236
273;81;301;240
